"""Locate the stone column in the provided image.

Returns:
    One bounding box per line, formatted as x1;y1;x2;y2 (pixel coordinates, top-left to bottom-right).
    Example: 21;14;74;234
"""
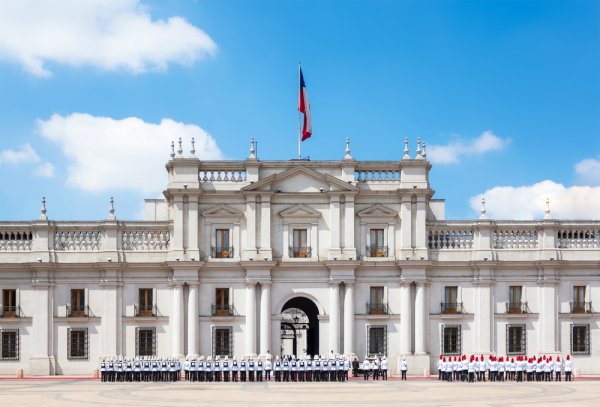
400;195;412;259
343;196;356;260
329;195;341;259
101;282;119;356
474;280;493;353
414;195;428;259
187;283;199;356
188;195;199;260
171;195;185;259
343;282;355;355
259;195;272;259
171;283;184;357
244;196;257;260
259;282;272;355
30;276;53;375
540;279;558;352
400;281;412;355
245;281;257;356
414;281;428;355
329;281;340;353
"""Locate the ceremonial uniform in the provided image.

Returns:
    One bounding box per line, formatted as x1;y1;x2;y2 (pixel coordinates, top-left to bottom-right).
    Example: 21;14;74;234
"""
400;358;408;380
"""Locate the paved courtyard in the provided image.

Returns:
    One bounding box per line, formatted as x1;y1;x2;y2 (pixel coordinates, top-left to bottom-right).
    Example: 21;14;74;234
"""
0;378;598;407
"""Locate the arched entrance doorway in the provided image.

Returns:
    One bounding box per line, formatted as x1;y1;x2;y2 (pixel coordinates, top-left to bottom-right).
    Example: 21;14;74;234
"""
280;297;319;357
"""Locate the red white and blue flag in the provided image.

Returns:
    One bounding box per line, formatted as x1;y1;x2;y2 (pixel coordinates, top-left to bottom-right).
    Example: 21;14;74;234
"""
298;67;312;141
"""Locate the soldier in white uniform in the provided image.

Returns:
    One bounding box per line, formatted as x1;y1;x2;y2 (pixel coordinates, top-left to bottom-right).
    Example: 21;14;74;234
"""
564;355;573;381
344;356;351;381
361;358;370;380
400;357;408;380
274;356;282;382
554;356;563;381
306;356;313;382
313;356;321;382
256;358;264;382
264;356;272;381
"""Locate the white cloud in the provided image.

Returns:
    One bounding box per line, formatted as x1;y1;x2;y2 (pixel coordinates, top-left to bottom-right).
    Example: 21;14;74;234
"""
37;113;223;194
427;131;509;164
0;144;40;164
34;162;55;178
470;180;600;220
0;0;217;77
574;158;600;185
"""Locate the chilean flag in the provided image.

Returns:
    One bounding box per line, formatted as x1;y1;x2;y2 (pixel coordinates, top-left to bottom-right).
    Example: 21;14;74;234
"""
298;67;312;141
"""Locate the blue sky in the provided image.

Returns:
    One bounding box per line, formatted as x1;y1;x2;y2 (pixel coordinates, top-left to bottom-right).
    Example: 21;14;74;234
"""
0;0;599;221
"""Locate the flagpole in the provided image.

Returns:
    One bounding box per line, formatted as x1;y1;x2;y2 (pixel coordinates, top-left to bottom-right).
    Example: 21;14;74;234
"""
298;62;302;159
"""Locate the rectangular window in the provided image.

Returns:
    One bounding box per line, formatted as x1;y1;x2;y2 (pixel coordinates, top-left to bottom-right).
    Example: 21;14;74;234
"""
572;286;586;313
506;324;526;355
508;286;523;313
69;289;86;317
215;229;231;258
138;288;153;316
369;229;386;257
442;325;461;355
369;287;385;314
292;229;308;258
212;326;233;357
136;327;156;357
367;325;388;356
67;328;88;360
443;286;458;313
571;324;590;355
2;289;17;317
0;329;19;361
214;288;231;316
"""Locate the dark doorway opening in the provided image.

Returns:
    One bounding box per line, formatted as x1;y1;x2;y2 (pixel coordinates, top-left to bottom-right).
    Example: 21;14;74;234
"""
280;297;319;357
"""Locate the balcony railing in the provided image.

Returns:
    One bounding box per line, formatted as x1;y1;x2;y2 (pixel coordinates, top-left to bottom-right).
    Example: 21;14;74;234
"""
289;246;311;258
366;302;389;315
211;304;234;316
441;302;464;314
66;304;90;317
134;304;158;317
570;301;592;314
211;247;234;258
0;305;22;318
506;301;528;314
367;245;388;257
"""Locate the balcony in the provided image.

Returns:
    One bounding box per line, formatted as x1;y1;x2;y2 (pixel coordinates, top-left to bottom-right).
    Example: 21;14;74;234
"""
441;302;464;314
211;246;234;258
0;305;22;318
570;301;592;314
506;301;528;314
289;246;311;258
211;304;234;317
135;304;158;317
67;304;90;318
367;245;388;258
366;302;389;315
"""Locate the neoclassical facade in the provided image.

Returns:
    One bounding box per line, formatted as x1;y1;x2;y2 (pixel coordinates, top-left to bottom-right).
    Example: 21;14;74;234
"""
0;138;598;375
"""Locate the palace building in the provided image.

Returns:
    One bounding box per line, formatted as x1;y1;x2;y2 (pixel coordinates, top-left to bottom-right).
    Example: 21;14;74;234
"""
0;138;598;375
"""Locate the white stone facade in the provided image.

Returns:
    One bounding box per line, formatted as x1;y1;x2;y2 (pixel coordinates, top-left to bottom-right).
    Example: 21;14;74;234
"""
0;139;599;375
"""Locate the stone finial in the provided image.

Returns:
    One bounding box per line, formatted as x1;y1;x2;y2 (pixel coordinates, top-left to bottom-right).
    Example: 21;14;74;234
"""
479;198;487;219
416;137;423;159
249;137;256;159
108;196;116;220
344;137;352;160
403;137;410;159
190;137;196;157
544;198;551;219
39;196;47;220
170;141;175;159
422;141;427;159
177;137;183;157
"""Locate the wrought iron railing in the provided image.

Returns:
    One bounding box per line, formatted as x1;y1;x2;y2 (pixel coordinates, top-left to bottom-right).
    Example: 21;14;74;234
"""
506;301;528;314
441;302;464;314
211;304;234;316
289;246;311;258
570;301;592;314
67;304;90;318
134;304;158;317
367;245;388;257
366;302;389;315
211;247;234;258
0;305;22;318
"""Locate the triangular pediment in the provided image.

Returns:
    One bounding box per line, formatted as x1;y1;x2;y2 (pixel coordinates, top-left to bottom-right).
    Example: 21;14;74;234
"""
279;204;321;219
357;204;398;218
202;204;243;218
241;165;358;193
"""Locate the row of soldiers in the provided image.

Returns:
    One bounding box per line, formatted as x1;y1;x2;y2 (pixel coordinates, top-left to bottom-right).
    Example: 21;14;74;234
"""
100;354;354;383
359;356;392;380
437;354;575;382
100;357;182;382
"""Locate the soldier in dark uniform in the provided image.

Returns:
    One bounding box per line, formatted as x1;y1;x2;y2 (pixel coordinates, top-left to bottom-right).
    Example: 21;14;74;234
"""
248;357;255;382
223;357;230;382
283;357;290;382
240;358;247;382
232;357;239;382
214;357;222;382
